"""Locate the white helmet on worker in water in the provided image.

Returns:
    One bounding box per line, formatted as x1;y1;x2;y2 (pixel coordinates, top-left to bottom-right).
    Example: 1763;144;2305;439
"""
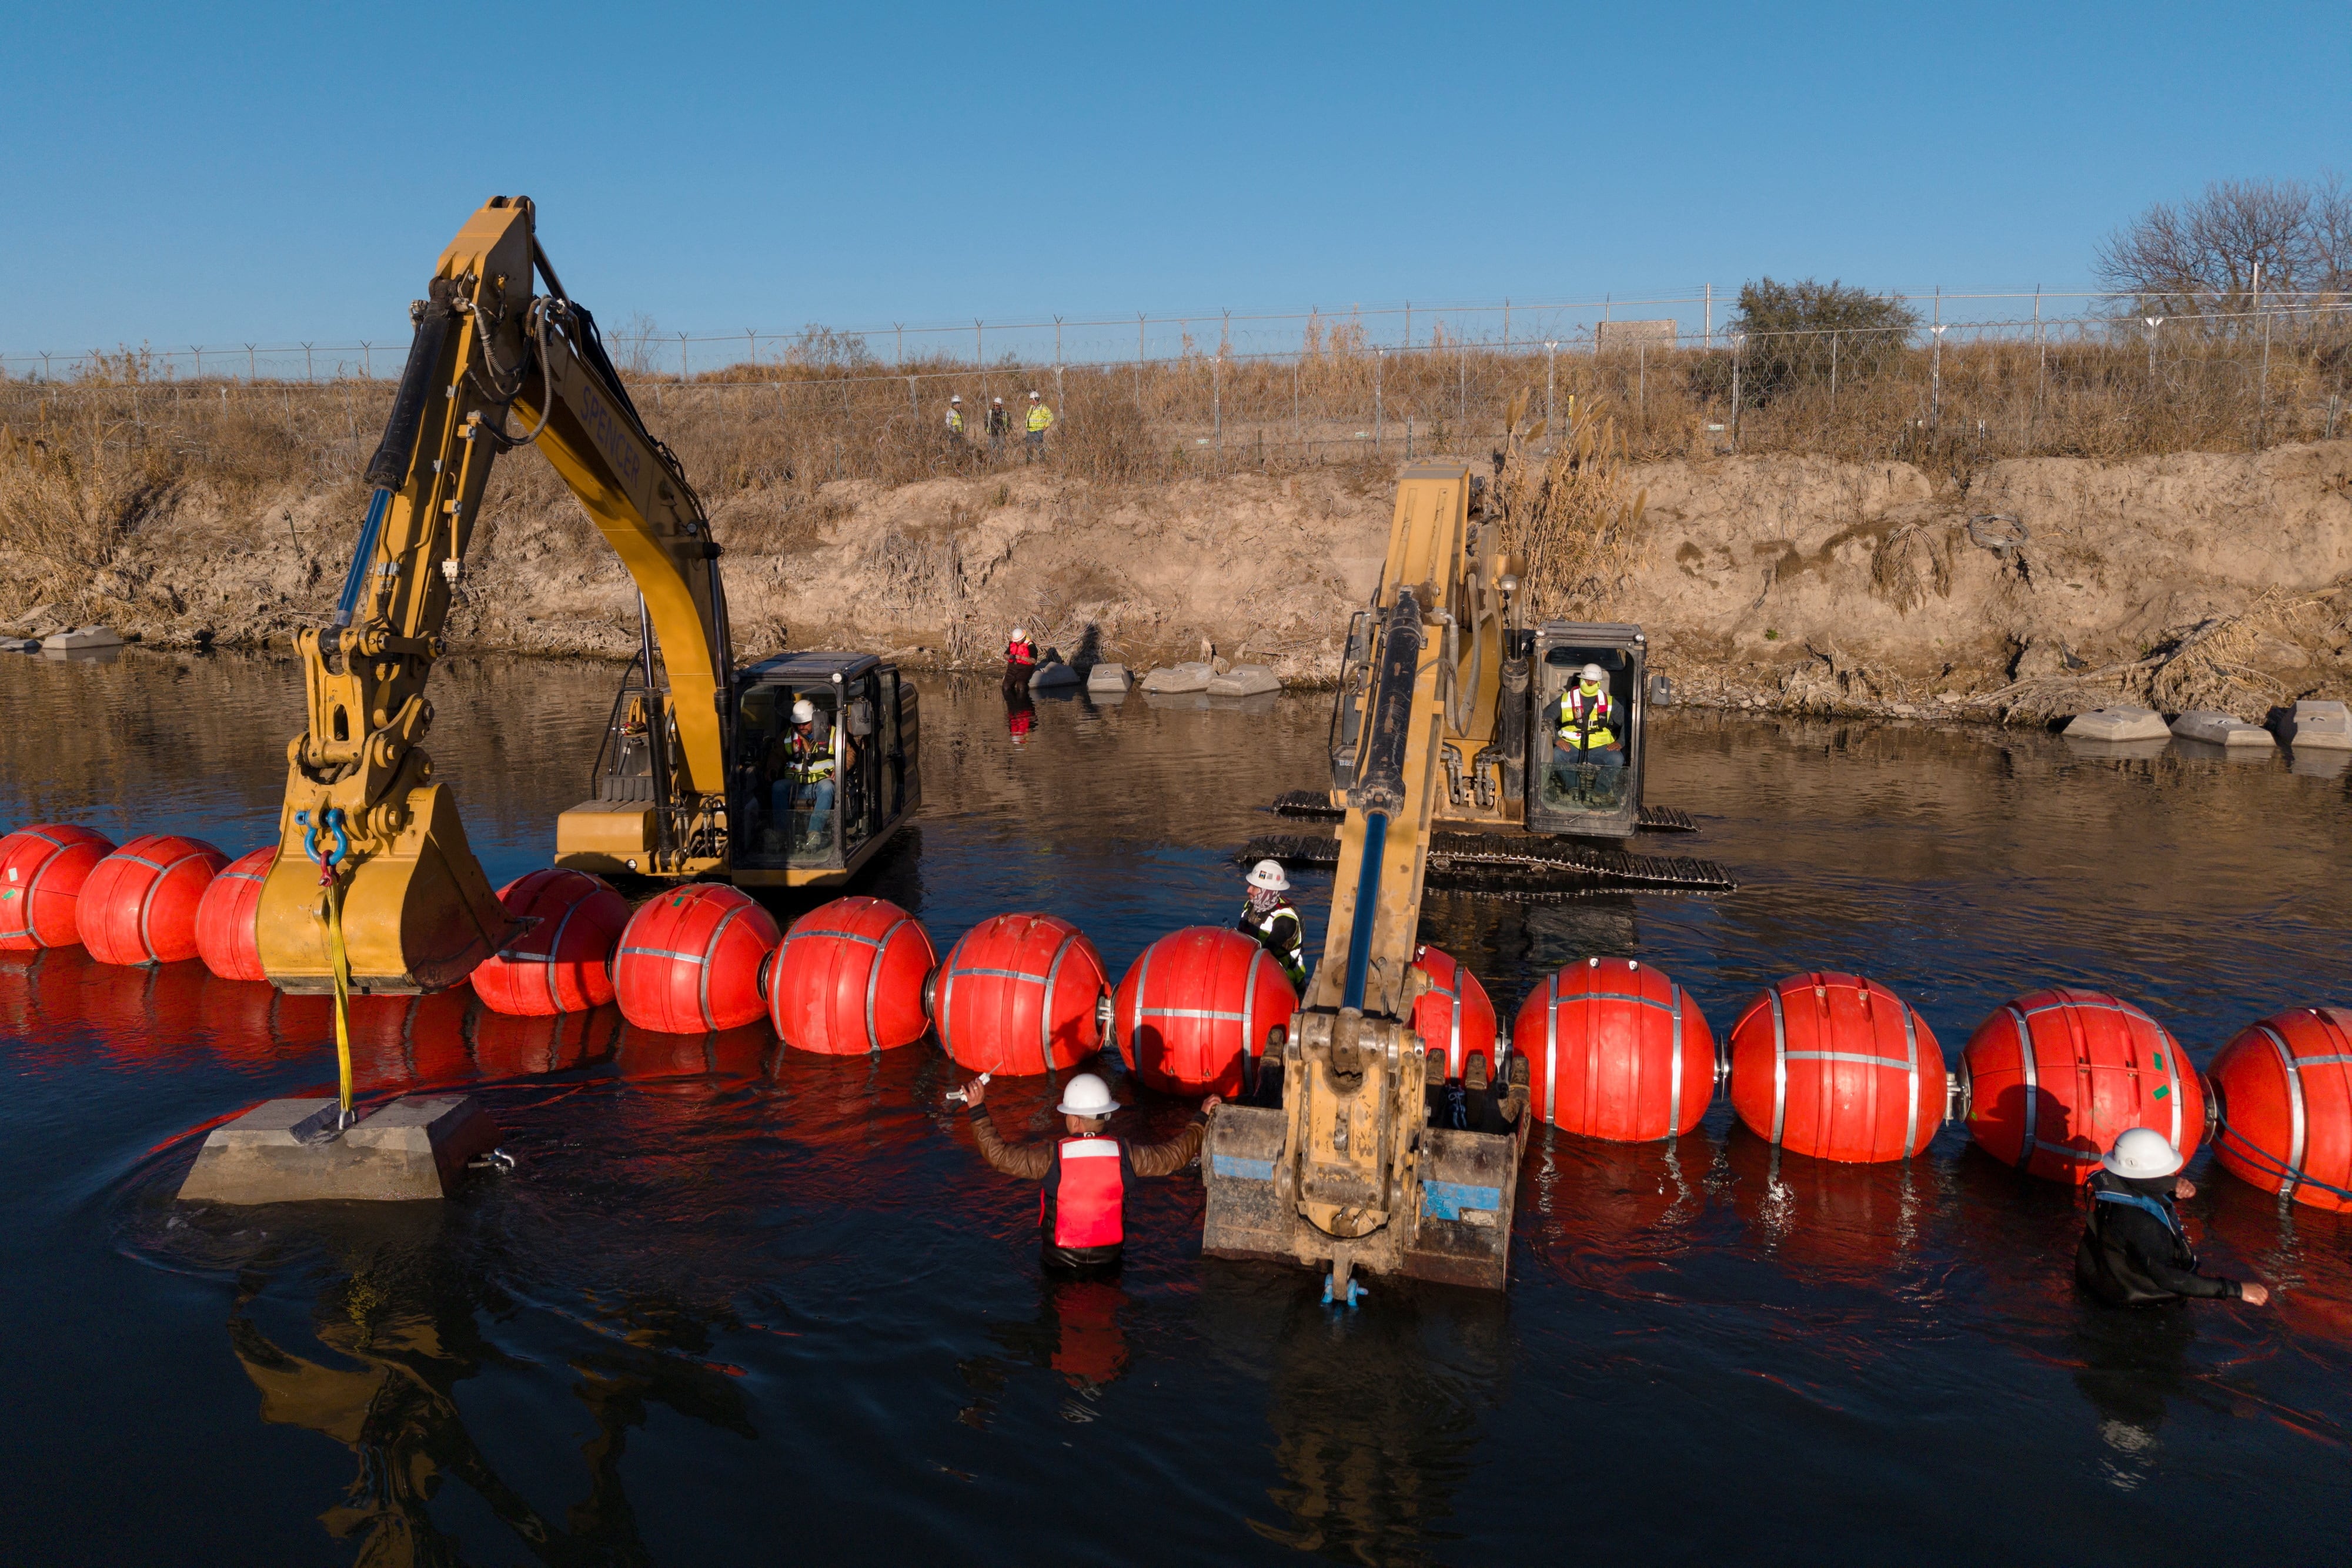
1057;1072;1115;1119
1247;858;1291;892
2103;1127;2185;1179
791;698;816;724
1011;627;1027;641
1579;663;1607;685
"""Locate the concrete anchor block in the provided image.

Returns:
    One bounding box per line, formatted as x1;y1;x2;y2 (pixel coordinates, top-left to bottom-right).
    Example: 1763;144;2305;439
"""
1141;661;1214;694
1028;660;1082;690
1085;663;1131;694
2170;710;2276;748
2063;706;2172;743
41;625;122;652
0;638;39;654
1207;663;1281;697
2277;699;2352;751
176;1094;500;1204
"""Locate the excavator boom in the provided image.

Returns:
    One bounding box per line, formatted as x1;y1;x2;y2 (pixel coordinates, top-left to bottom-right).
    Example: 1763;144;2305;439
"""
1204;466;1531;1295
258;197;735;992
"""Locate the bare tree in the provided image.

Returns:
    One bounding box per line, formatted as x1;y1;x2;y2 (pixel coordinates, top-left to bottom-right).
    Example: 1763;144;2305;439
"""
2094;176;2342;318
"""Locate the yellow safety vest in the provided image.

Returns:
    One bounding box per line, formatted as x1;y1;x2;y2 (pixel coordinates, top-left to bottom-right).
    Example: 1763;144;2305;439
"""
946;408;964;433
1240;899;1305;984
790;734;835;783
1558;686;1617;749
1026;404;1054;433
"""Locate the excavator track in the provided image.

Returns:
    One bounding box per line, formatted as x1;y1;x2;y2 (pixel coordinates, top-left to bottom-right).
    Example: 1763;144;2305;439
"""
1240;830;1738;893
1267;790;1704;836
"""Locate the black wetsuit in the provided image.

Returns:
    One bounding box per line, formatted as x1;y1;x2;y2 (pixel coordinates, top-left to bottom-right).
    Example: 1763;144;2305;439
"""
2074;1171;2243;1306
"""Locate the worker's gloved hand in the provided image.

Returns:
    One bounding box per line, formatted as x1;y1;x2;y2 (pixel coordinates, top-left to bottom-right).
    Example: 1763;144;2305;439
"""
2173;1178;2199;1200
2241;1281;2271;1306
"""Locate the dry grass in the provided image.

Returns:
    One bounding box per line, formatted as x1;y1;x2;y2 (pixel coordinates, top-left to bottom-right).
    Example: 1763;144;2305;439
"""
0;430;169;592
1491;392;1646;618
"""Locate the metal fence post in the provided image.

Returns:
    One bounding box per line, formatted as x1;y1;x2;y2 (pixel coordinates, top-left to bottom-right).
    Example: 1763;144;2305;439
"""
1930;325;1946;427
1292;356;1301;456
245;343;257;382
2259;305;2273;443
1545;340;1557;450
679;333;688;383
907;375;918;422
1213;352;1222;459
1374;347;1384;454
303;342;315;382
1730;334;1744;451
1703;283;1713;350
1829;332;1839;410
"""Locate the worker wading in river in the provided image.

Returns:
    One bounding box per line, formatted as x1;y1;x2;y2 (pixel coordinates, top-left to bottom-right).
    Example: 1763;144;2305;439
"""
1025;391;1054;462
2077;1129;2271;1308
1003;626;1038;701
1237;858;1307;989
964;1073;1217;1275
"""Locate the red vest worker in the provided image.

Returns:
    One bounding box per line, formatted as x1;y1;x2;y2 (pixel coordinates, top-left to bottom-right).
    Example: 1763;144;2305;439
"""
965;1071;1216;1273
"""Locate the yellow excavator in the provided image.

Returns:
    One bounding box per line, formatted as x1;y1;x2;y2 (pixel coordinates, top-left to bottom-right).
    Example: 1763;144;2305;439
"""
257;197;920;995
1205;463;1730;1298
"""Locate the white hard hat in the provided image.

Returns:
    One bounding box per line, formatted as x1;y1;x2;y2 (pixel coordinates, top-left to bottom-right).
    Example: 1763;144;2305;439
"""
791;698;815;724
992;396;1003;404
1247;858;1290;892
950;394;962;402
1028;390;1040;398
1057;1072;1115;1119
1579;663;1606;684
2103;1127;2184;1179
1011;627;1026;641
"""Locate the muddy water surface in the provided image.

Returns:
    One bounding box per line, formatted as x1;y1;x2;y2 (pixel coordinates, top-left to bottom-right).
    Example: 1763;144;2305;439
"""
1;649;2347;1565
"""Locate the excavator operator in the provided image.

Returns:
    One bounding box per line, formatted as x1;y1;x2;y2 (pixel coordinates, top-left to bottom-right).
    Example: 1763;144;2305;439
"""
1553;662;1623;800
763;698;851;850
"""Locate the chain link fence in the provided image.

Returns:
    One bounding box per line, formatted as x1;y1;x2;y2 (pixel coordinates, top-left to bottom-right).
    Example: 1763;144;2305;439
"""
5;293;2349;502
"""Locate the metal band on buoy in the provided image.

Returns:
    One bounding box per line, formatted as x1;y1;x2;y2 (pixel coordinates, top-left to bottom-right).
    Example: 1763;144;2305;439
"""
866;915;907;1051
2257;1023;2310;1198
1901;1003;1920;1155
1542;971;1559;1126
1667;981;1685;1137
1;830;72;942
1768;985;1789;1147
1041;926;1080;1074
2009;1004;2037;1171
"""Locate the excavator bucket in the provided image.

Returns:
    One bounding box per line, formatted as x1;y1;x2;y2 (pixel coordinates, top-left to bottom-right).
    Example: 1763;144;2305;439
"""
256;783;515;994
1203;1106;1528;1291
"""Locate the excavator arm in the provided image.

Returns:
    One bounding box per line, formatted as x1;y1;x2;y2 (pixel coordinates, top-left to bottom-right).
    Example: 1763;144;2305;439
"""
1204;464;1531;1296
257;196;735;993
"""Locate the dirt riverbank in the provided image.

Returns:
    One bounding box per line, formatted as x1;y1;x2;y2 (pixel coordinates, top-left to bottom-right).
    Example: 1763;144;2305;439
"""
7;443;2349;727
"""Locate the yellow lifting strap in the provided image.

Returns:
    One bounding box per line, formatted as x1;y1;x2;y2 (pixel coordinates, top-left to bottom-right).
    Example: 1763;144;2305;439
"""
325;872;355;1122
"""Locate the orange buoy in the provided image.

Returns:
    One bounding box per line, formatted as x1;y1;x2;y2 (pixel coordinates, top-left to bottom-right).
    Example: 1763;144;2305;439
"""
612;884;781;1034
1515;957;1717;1140
2207;1007;2352;1212
1726;972;1943;1162
1409;945;1498;1079
0;824;116;950
767;895;938;1055
193;847;273;982
470;869;632;1017
1959;988;2201;1183
934;912;1110;1076
1112;926;1297;1096
77;834;229;967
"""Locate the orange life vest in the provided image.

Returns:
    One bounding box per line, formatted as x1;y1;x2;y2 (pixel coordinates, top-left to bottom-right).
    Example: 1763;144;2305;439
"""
1043;1136;1126;1249
1007;639;1037;667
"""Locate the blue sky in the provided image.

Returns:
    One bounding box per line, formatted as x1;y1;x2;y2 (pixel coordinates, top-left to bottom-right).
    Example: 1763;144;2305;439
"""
1;0;2342;358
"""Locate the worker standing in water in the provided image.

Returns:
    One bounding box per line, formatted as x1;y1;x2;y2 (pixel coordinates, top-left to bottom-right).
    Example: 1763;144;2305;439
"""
1237;858;1307;988
2077;1129;2270;1307
1025;390;1055;461
964;1074;1217;1274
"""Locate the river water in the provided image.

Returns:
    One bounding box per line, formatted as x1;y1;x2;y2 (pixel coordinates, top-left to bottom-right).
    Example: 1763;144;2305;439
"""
1;649;2346;1566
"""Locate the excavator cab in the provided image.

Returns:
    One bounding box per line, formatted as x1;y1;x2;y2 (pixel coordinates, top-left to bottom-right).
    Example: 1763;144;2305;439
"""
1525;621;1654;841
726;653;920;887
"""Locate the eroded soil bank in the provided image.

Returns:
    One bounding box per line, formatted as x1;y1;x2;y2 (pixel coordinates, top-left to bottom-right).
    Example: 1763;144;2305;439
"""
12;442;2351;726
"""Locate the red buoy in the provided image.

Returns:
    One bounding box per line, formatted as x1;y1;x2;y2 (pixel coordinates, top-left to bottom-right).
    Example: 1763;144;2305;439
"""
0;825;116;950
1726;972;1943;1162
2206;1007;2352;1212
1112;926;1297;1096
767;896;938;1055
1959;988;2201;1183
934;912;1110;1076
470;869;632;1017
193;847;273;982
1514;957;1717;1140
1409;945;1498;1079
77;834;229;967
612;884;781;1034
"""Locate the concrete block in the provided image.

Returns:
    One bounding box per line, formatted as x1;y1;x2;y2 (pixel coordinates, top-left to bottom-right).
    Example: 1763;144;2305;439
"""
177;1094;500;1204
1028;660;1082;690
2278;699;2352;751
1206;663;1281;697
41;625;121;652
0;638;38;653
2063;706;2171;743
1085;663;1131;694
1141;661;1214;694
2170;710;2276;748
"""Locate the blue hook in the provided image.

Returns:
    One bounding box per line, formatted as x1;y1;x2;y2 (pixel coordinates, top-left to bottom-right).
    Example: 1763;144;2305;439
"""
296;808;350;870
1321;1275;1366;1309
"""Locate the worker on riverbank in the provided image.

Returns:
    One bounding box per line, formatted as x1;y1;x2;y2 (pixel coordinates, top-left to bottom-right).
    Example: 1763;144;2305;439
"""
987;396;1010;460
946;394;965;440
1238;858;1307;988
2076;1129;2270;1308
1025;390;1054;461
964;1072;1217;1274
